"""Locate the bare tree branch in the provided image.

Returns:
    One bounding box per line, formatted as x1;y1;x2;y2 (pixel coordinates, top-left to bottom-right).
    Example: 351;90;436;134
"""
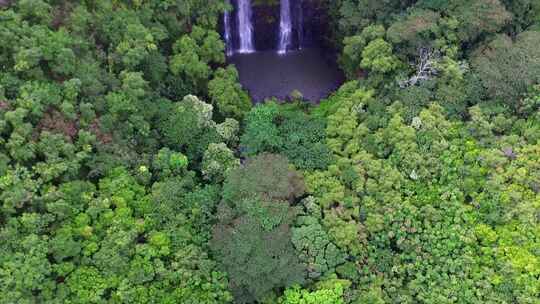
398;48;440;88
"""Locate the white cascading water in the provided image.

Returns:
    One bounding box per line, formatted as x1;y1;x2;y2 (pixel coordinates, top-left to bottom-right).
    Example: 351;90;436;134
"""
237;0;255;53
224;4;233;56
278;0;292;54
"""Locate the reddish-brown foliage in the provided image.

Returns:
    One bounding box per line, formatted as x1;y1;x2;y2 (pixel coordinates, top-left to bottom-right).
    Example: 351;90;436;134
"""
89;118;113;144
37;110;78;141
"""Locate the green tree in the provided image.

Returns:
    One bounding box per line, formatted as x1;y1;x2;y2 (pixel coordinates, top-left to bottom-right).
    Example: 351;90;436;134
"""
201;142;239;183
279;283;346;304
386;9;441;50
453;0;511;42
292;215;347;279
152;148;189;179
212;153;307;303
472;31;540;109
169;26;225;95
212;199;304;303
222;153;306;204
501;0;540;30
158;95;221;162
208;66;252;120
241;102;331;170
340;25;386;78
360;38;401;74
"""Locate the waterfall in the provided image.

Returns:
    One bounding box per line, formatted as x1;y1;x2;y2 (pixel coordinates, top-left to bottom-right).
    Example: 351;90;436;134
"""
224;4;233;56
237;0;255;53
278;0;292;54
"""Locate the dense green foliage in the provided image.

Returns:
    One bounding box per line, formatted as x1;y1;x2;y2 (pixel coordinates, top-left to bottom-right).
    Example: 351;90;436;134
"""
1;0;539;303
212;154;306;303
240;102;331;170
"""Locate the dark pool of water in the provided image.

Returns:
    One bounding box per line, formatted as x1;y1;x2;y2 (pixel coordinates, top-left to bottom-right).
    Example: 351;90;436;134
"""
228;48;344;103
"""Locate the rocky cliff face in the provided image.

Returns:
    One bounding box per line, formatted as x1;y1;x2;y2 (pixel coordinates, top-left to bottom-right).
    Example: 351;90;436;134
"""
253;0;330;50
224;0;330;51
252;1;280;50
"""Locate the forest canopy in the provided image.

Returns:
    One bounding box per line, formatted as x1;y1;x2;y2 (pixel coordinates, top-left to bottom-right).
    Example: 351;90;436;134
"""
0;0;539;303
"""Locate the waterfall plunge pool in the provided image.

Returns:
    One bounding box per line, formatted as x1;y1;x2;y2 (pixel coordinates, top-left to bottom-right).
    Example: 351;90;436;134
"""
228;48;344;103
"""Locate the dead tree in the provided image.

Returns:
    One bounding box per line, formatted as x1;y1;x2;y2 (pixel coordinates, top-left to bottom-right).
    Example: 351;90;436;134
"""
399;47;440;88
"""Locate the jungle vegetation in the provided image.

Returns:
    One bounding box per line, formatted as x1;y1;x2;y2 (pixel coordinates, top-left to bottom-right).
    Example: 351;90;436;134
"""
0;0;539;303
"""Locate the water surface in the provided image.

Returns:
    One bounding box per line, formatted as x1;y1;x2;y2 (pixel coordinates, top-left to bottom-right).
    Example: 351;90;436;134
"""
228;48;343;103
